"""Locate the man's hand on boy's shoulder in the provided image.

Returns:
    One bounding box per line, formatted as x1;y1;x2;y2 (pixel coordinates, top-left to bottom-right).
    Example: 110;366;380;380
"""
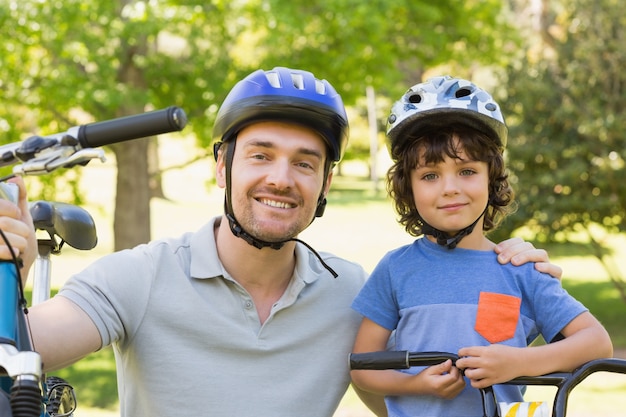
495;237;563;280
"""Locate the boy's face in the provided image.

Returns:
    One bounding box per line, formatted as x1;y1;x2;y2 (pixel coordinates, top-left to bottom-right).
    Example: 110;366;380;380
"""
410;137;489;240
216;120;332;243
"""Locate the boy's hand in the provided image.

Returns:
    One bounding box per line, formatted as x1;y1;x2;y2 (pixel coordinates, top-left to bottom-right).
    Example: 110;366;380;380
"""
456;345;522;389
413;359;465;399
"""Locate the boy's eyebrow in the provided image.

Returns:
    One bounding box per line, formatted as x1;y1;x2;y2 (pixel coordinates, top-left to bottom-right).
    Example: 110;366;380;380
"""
244;140;324;160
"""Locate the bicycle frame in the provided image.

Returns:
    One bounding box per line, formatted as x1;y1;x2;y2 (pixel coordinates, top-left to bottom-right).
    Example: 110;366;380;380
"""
349;350;626;417
0;199;97;416
0;106;187;417
0;186;44;417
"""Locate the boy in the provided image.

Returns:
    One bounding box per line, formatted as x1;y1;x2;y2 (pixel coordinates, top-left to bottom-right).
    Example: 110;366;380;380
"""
350;76;613;416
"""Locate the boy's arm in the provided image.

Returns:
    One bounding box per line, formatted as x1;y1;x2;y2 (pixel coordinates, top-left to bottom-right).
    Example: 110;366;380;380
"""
457;312;613;388
495;237;562;279
350;318;465;399
351;384;388;417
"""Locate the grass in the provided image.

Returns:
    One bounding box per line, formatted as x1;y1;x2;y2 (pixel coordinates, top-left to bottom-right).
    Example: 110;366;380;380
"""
26;171;626;416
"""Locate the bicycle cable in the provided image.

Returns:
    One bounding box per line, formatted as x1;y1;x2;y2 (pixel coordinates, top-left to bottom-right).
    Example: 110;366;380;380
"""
0;227;27;311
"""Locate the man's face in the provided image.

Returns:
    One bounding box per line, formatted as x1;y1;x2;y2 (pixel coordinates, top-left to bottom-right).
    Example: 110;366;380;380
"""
217;121;332;243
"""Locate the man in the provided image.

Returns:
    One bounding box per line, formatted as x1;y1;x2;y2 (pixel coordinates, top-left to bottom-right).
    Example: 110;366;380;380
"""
0;67;561;416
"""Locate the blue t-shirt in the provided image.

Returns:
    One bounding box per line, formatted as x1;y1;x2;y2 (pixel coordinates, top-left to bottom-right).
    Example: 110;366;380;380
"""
351;237;586;417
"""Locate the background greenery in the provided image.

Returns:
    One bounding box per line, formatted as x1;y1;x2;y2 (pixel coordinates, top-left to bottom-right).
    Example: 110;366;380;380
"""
3;0;624;297
30;171;626;415
2;0;624;415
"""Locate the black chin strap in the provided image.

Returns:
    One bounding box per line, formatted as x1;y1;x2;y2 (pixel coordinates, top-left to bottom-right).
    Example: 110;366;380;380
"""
422;204;489;250
222;140;337;278
225;210;337;278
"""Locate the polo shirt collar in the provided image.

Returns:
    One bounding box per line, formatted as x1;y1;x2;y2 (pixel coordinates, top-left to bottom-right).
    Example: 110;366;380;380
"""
189;216;326;285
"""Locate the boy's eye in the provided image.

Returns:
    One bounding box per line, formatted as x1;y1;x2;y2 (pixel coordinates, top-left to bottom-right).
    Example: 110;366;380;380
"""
422;173;437;181
460;169;476;176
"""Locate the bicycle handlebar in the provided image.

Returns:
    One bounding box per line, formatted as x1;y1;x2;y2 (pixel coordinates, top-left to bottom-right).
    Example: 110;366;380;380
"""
349;350;459;370
72;106;187;148
0;106;188;176
350;350;626;417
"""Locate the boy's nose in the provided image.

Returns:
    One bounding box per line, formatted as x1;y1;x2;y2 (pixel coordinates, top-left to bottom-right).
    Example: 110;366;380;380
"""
442;176;461;195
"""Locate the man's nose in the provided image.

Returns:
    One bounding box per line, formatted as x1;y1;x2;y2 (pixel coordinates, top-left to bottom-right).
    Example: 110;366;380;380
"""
265;159;294;189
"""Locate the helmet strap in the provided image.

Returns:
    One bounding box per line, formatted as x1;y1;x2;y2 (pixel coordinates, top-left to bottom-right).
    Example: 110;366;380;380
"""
314;159;333;218
223;139;283;249
421;203;489;249
221;138;337;277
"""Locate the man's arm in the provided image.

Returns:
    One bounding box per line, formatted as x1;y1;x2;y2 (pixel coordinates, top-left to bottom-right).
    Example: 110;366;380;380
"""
28;296;102;371
495;237;562;279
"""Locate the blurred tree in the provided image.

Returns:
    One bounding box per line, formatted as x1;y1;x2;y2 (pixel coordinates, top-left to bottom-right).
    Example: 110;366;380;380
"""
236;0;516;176
0;0;514;249
496;0;626;300
0;0;236;249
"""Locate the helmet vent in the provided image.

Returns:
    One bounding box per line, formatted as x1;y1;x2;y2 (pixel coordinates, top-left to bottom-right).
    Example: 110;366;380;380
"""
314;79;327;94
408;93;422;104
266;71;282;88
291;73;305;90
455;87;472;98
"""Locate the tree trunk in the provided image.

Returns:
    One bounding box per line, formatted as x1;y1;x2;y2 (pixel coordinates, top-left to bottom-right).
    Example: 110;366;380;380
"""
111;138;152;250
148;138;167;200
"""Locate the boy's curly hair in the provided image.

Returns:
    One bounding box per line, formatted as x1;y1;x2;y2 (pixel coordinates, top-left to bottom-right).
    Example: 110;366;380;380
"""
387;125;516;238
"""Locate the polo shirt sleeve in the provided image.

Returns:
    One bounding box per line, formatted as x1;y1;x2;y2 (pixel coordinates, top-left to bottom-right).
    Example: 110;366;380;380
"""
58;244;156;347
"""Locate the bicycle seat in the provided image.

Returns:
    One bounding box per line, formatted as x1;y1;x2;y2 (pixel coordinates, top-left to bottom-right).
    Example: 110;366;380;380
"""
29;201;97;250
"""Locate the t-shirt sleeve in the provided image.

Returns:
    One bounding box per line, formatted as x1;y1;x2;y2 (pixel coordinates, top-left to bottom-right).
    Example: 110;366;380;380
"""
525;269;588;343
351;252;400;331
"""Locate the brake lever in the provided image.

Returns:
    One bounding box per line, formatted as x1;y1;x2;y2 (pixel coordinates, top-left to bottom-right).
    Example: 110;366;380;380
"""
13;148;106;176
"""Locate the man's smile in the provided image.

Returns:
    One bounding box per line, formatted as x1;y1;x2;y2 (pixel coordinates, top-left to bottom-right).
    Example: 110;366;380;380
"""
257;198;296;209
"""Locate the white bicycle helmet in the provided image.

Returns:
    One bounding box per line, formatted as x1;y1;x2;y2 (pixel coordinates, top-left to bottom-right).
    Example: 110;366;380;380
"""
386;75;507;160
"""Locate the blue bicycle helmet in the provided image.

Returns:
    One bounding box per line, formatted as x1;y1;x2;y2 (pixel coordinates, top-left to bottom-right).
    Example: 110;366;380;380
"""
212;67;348;258
386;75;507;160
213;67;349;162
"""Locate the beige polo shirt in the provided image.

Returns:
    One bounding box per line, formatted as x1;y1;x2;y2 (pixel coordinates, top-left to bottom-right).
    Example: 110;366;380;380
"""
60;216;367;417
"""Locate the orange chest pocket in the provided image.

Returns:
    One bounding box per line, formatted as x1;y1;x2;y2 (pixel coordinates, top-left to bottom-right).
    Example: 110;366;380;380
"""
474;292;521;344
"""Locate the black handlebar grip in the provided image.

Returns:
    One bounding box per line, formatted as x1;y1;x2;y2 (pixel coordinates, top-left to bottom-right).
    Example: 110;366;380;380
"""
349;351;410;370
76;106;187;148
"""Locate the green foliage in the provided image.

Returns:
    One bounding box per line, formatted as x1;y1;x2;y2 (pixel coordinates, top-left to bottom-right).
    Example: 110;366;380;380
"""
0;0;238;146
565;279;626;347
238;0;514;102
498;0;626;242
0;0;517;242
0;0;513;185
52;347;119;410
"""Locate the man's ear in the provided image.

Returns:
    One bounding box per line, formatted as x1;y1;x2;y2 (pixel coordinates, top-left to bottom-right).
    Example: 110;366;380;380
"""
315;168;334;218
215;149;227;188
323;169;334;195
